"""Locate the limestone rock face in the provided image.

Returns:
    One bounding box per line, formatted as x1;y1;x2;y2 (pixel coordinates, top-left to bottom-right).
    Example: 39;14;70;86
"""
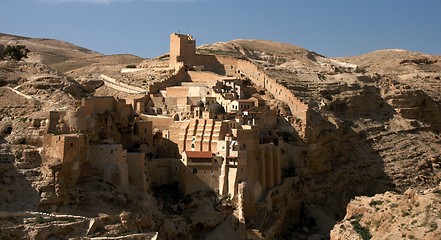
330;185;441;240
199;40;441;238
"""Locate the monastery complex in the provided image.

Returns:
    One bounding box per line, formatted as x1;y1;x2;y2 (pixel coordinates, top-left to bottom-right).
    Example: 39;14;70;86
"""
40;33;312;238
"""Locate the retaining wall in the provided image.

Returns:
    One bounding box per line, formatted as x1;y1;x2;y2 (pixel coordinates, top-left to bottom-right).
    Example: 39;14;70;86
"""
100;75;146;94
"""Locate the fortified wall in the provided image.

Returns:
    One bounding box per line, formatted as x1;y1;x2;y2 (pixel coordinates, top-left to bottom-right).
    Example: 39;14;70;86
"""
100;74;147;94
202;55;310;136
147;63;190;94
167;33;310;136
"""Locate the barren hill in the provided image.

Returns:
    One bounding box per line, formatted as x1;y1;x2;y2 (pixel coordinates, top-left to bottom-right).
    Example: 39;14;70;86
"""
199;39;314;63
0;33;144;76
0;33;101;65
342;49;441;73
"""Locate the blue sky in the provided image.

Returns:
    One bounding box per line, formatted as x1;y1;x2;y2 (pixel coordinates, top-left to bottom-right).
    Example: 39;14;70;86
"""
1;0;440;58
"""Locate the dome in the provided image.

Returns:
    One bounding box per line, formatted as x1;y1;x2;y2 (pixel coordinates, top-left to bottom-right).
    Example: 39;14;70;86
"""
196;100;205;108
209;102;226;114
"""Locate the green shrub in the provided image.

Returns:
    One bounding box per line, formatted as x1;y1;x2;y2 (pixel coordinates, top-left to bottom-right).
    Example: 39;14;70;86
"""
427;221;437;232
369;200;383;207
350;219;372;240
4;45;30;61
433;189;441;196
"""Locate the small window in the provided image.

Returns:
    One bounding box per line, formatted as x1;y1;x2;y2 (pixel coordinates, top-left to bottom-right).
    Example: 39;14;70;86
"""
192;168;197;174
110;149;113;154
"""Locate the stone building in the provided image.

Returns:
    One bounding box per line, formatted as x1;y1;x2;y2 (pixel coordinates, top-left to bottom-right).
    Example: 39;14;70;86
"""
38;34;300;234
166;97;283;222
143;33;289;222
167;32;310;137
41;96;154;206
131;94;152;113
169;33;196;69
229;99;256;113
87;144;129;187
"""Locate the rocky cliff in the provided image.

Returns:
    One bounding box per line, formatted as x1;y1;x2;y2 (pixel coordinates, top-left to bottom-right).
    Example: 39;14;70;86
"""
330;185;441;239
200;40;441;238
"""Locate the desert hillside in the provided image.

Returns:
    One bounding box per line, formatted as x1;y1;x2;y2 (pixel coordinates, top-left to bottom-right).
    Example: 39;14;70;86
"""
201;39;441;238
200;39;441;189
1;33;440;239
0;33;101;65
0;33;144;76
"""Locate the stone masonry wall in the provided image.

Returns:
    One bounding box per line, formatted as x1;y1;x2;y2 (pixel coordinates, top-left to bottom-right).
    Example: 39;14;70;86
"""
192;53;310;136
148;64;190;94
216;56;309;126
165;34;309;136
170;33;197;68
100;74;146;94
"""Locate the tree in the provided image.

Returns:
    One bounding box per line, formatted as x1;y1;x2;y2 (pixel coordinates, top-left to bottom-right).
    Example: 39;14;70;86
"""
4;45;30;61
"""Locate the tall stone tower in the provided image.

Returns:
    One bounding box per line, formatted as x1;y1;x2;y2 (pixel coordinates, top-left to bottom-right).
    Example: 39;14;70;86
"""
169;33;196;68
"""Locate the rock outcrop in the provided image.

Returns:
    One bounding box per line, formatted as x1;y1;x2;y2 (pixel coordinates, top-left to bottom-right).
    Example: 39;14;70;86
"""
331;185;441;240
